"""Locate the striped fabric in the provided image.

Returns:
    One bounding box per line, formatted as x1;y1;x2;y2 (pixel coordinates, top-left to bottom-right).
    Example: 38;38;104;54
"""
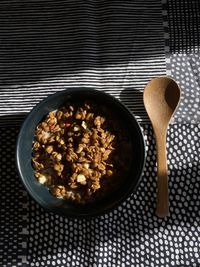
0;0;166;126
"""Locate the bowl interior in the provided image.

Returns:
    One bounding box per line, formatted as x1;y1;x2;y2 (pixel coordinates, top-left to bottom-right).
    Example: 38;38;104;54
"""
16;88;145;217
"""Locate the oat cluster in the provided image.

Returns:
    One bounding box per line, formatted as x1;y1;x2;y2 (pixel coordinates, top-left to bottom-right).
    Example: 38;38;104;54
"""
32;101;132;203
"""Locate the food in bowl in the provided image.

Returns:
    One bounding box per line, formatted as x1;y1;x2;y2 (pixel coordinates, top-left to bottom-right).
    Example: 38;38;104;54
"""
32;100;133;204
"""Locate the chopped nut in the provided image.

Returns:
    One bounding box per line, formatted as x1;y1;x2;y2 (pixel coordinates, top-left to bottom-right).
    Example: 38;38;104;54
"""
77;174;86;185
81;121;87;129
38;174;47;184
83;163;90;169
73;125;80;132
43;131;51;139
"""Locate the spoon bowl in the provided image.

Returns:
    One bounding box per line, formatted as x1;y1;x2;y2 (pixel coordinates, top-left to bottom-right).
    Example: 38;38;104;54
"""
144;77;181;217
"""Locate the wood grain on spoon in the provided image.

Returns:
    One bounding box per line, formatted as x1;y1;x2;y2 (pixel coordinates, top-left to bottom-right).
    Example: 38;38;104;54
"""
143;77;181;218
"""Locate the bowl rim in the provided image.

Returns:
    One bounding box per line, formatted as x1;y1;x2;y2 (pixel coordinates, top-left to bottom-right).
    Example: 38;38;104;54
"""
16;88;146;218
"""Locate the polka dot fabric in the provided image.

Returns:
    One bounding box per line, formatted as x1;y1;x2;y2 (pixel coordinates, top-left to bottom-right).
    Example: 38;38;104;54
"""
166;0;200;124
0;128;28;267
170;53;200;124
26;124;200;267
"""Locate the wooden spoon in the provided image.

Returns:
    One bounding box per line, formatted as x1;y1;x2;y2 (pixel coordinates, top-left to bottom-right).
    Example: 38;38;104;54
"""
143;77;181;218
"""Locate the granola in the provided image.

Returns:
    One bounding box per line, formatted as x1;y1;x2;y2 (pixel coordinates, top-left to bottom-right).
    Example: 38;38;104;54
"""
32;101;132;203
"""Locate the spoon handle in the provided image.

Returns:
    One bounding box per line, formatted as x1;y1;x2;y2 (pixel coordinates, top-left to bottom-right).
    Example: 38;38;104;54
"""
155;130;169;218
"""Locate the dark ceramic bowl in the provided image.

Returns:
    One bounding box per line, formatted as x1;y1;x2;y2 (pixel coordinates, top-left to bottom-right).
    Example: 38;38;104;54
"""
16;88;145;218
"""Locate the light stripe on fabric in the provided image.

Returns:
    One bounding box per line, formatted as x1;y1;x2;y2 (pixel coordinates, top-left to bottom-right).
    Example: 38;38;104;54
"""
0;0;166;126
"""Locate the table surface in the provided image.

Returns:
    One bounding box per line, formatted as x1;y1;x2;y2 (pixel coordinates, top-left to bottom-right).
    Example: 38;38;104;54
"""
0;1;200;267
